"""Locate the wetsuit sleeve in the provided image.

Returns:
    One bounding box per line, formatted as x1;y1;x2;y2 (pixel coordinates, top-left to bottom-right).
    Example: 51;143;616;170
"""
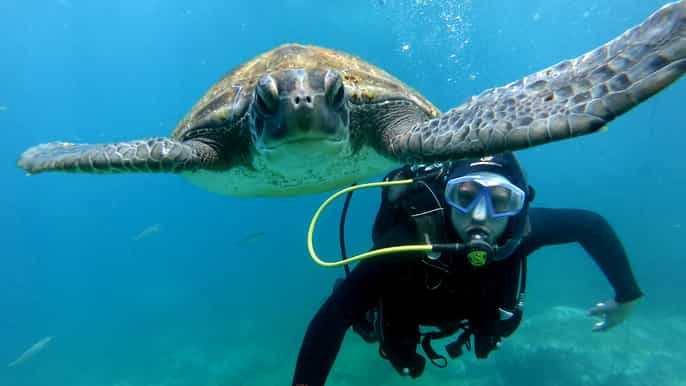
525;207;643;303
291;226;414;386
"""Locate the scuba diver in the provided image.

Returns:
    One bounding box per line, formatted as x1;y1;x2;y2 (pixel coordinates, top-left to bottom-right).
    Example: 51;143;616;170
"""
291;152;643;386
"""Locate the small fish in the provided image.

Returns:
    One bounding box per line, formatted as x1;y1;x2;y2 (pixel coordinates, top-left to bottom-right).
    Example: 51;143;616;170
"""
236;231;265;246
0;105;8;112
131;223;161;241
8;336;53;367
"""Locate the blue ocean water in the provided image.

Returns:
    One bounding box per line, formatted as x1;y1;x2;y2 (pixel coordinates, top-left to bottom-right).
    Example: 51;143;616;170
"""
1;1;684;385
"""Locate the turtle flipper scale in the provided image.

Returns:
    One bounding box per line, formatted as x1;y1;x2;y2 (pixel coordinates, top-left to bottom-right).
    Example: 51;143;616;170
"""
389;0;686;162
17;138;215;175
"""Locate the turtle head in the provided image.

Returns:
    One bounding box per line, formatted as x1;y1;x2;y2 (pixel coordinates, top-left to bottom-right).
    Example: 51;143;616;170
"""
249;68;350;161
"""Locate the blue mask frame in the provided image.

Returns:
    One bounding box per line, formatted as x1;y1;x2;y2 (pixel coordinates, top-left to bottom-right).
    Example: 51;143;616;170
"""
444;173;526;219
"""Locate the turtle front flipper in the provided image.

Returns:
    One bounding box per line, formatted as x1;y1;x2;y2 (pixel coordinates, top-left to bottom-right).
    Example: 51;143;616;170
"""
17;137;219;175
387;0;686;163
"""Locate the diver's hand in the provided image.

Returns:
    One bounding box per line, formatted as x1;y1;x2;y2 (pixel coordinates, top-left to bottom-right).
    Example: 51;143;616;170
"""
587;298;639;332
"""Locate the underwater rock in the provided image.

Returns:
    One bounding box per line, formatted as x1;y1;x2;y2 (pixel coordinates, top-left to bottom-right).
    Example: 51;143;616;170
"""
489;307;686;386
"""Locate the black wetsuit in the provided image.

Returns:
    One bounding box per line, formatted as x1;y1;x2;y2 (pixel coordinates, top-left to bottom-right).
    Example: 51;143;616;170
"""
291;207;643;386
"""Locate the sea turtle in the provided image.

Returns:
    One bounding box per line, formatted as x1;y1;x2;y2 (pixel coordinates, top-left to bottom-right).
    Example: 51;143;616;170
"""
17;1;686;197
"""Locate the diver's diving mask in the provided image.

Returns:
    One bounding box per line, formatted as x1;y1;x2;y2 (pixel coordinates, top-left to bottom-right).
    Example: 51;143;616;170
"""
444;173;526;219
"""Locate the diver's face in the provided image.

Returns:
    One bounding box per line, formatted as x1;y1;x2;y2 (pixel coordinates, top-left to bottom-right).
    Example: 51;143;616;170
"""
449;193;509;245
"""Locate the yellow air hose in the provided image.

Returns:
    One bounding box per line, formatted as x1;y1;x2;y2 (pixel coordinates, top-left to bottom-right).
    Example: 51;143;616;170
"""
307;179;435;268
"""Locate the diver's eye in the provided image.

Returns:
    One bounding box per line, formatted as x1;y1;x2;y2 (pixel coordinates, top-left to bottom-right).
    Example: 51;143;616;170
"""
255;74;279;116
489;186;512;213
456;181;480;207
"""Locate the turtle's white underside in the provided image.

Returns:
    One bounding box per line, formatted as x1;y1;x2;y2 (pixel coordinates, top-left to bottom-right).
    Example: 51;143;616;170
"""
182;142;398;197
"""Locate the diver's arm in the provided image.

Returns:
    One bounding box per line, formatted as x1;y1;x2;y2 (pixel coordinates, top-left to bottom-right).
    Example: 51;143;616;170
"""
526;207;643;303
290;293;352;386
291;254;395;386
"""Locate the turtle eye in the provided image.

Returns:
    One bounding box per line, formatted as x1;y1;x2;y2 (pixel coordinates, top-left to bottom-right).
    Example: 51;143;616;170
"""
324;70;345;109
255;74;279;116
255;93;272;116
332;83;345;108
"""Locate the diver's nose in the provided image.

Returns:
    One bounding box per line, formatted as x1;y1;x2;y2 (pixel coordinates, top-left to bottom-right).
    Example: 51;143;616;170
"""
471;196;489;222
